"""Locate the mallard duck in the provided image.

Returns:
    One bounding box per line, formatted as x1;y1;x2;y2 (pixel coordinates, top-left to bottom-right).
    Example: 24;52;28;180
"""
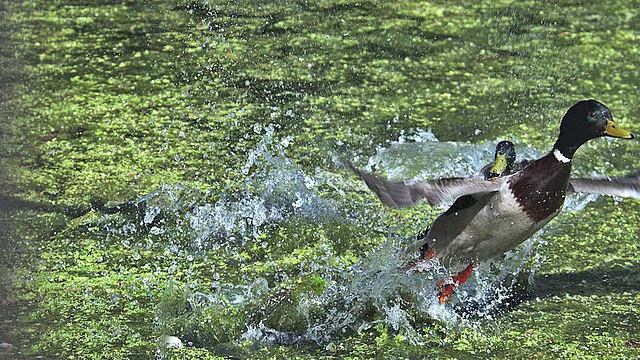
351;100;636;303
480;140;531;179
409;138;640;300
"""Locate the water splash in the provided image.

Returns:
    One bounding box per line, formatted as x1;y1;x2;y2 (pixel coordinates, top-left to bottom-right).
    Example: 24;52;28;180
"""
366;132;545;180
89;126;611;350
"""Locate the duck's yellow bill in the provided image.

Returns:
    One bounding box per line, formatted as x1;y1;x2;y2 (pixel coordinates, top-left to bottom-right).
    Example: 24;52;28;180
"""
605;119;635;139
487;153;508;178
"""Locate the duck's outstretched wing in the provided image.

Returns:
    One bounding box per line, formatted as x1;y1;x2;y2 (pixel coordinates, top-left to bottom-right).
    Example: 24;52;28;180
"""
569;174;640;199
348;163;504;207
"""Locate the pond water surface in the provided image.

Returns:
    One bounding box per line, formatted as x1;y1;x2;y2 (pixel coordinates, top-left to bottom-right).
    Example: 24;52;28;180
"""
1;0;639;358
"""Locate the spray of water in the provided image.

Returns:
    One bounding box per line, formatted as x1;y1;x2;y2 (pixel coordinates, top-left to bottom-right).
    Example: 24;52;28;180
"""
92;126;606;348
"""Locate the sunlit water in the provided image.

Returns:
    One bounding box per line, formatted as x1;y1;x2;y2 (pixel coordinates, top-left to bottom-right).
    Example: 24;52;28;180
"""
90;126;603;348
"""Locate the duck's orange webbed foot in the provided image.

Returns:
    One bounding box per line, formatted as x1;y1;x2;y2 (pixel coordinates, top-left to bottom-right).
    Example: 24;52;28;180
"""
437;283;456;303
436;263;474;303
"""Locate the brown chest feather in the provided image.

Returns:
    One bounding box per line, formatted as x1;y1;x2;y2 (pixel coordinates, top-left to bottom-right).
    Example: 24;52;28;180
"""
509;154;572;223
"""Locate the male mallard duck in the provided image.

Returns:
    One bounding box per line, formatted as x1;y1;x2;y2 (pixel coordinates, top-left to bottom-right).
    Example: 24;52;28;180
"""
480;140;531;179
351;100;636;303
408;138;640;301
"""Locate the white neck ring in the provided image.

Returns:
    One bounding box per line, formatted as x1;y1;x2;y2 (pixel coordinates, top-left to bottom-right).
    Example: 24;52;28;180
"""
553;148;571;163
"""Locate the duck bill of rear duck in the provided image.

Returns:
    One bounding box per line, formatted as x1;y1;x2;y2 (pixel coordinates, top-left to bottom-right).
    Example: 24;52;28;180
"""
487;153;508;177
605;119;635;139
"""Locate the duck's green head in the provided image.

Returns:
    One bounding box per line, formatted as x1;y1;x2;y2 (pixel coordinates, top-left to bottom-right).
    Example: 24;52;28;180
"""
485;140;516;179
555;100;635;159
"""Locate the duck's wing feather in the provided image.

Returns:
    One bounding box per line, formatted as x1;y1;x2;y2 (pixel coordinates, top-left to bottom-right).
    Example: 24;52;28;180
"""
349;163;504;207
568;174;640;199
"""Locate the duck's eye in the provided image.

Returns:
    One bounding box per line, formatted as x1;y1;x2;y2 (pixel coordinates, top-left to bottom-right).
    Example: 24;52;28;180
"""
588;111;597;117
